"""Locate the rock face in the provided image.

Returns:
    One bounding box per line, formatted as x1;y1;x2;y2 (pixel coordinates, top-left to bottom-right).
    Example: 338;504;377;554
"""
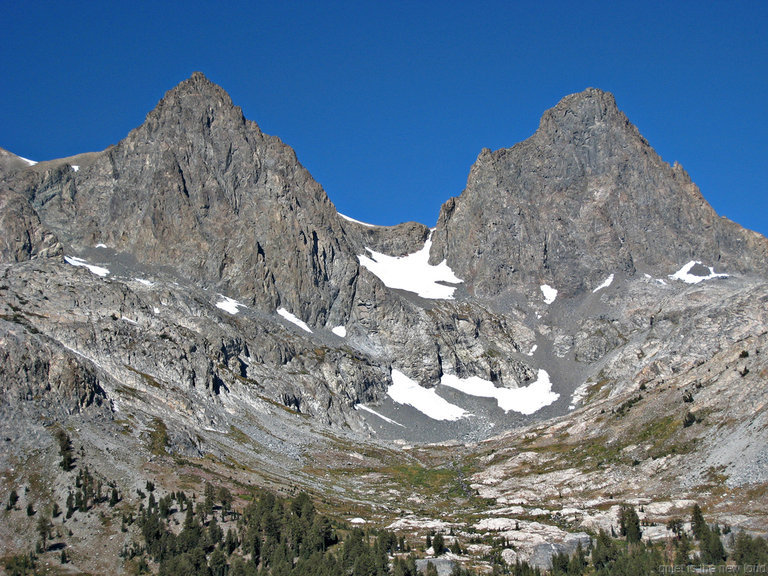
430;88;768;298
2;76;768;571
11;73;360;327
0;189;62;262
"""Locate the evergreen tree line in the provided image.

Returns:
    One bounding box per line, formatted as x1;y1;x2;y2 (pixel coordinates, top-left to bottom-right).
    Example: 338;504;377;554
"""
5;468;768;576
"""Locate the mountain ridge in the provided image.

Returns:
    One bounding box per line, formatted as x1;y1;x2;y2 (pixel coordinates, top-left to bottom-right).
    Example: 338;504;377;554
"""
1;74;768;572
430;87;768;299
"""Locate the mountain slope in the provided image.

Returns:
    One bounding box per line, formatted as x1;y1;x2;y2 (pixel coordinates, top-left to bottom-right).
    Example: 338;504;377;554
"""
1;76;768;573
430;88;768;298
9;73;361;328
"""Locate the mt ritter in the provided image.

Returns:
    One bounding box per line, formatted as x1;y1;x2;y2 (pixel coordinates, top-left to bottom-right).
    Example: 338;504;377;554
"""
1;73;767;573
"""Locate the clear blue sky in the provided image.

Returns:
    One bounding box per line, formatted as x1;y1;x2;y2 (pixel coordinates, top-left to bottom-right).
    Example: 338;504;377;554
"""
2;1;766;236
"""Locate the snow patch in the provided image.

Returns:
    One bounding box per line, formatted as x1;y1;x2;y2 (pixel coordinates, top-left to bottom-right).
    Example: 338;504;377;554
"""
569;381;590;411
71;165;80;172
670;261;728;284
358;233;463;299
135;278;154;287
540;284;557;304
331;326;347;338
592;274;614;293
95;243;108;248
388;370;469;421
349;517;367;524
64;256;110;277
526;344;538;356
216;296;246;315
441;370;559;415
19;156;37;166
356;404;405;427
277;308;312;333
339;213;379;228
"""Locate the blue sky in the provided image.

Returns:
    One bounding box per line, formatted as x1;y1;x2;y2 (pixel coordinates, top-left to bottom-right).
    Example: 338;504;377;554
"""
2;1;766;236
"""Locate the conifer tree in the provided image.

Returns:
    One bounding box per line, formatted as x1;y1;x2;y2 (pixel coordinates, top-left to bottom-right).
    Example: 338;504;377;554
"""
691;504;707;541
619;504;642;543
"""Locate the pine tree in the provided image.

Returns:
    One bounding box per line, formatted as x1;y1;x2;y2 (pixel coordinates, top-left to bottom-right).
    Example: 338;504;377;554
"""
66;492;75;518
619;504;642;543
433;533;445;555
592;529;617;572
209;547;228;576
224;527;239;555
691;504;707;541
54;429;73;471
36;512;52;551
700;527;726;564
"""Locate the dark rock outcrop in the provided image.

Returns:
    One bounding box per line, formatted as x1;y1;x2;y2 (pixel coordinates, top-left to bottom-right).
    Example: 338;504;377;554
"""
0;190;62;262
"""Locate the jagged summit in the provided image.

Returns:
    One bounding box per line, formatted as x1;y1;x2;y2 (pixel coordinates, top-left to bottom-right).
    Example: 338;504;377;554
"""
431;88;768;298
545;87;618;114
14;73;360;326
2;78;768;572
141;72;249;136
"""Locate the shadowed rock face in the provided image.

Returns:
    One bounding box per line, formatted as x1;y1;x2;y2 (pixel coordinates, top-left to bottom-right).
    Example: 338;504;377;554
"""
0;189;62;263
430;88;768;298
15;72;361;327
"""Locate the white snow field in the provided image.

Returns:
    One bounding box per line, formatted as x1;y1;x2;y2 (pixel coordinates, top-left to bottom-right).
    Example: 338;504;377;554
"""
670;261;728;284
338;213;379;228
64;256;110;277
277;308;313;333
357;233;463;299
356;404;405;427
387;370;469;421
592;274;614;292
540;284;557;304
216;295;246;315
569;381;590;410
331;326;347;337
440;370;560;415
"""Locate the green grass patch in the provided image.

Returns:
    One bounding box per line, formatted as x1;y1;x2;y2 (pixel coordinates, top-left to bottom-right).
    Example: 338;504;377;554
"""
382;464;457;497
147;417;169;455
228;425;251;445
125;365;162;388
116;385;145;401
634;415;678;444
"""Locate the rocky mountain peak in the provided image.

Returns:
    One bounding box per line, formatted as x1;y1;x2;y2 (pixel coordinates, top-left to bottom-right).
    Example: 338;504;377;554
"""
10;74;361;326
141;72;249;137
2;78;768;571
432;88;768;298
539;87;621;128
